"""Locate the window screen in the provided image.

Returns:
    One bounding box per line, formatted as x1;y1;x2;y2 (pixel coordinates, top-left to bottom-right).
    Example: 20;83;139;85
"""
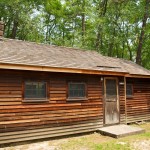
25;82;46;99
68;83;86;98
126;84;133;97
106;79;117;101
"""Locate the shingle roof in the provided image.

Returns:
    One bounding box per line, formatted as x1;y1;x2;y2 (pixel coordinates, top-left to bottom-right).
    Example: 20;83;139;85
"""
0;38;150;76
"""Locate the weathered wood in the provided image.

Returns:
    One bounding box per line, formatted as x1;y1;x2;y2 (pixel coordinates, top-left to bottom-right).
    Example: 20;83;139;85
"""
0;124;101;144
0;110;101;121
0;63;128;76
104;77;119;125
126;78;150;123
0;121;101;137
0;118;102;133
119;77;126;124
124;77;127;124
0;69;103;143
0;69;149;144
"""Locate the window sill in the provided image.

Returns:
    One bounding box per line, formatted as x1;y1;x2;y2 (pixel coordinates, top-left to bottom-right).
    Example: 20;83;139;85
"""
67;98;88;101
22;99;49;103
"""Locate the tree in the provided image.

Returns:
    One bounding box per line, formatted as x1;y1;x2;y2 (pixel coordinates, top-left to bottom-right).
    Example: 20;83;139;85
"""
136;0;150;65
0;0;150;69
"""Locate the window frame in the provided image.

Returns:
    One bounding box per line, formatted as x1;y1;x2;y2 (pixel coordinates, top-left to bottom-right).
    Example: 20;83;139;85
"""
23;81;49;102
67;82;87;101
126;83;133;98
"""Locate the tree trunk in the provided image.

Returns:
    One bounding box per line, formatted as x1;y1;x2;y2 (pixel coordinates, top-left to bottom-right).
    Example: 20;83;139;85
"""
121;41;125;58
108;42;114;56
81;0;85;47
95;0;108;51
10;19;18;39
62;20;65;46
6;19;11;38
108;28;115;57
127;40;132;61
136;0;149;65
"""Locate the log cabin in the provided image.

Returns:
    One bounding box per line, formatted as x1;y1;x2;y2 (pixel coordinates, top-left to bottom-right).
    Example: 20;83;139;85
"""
0;21;150;144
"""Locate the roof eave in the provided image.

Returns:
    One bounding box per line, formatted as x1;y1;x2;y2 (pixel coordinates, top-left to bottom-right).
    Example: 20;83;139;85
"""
0;63;128;76
126;74;150;79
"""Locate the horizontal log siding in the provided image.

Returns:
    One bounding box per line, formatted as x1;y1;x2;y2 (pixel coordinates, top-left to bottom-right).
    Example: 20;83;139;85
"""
126;78;150;123
0;70;103;144
0;77;22;105
119;77;126;124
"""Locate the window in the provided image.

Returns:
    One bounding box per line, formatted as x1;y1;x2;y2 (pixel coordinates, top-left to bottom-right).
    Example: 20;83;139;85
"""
68;83;86;99
24;81;47;101
126;84;133;97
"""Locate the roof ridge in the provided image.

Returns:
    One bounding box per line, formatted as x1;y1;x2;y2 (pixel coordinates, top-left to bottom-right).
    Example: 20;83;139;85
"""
3;38;101;54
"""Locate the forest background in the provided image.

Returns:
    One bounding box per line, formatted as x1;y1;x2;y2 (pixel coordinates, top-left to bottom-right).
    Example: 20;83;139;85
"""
0;0;150;69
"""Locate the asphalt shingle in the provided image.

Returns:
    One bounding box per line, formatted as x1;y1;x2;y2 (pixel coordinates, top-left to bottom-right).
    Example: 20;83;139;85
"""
0;38;150;76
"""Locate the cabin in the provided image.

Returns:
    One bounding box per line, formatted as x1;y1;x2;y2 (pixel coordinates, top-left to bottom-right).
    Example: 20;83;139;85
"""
0;21;150;144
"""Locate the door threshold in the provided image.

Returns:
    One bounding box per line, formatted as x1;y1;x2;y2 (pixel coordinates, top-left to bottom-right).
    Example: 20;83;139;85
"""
103;123;120;127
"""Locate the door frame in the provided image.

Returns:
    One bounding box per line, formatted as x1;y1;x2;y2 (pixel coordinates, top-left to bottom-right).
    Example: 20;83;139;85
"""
103;77;120;126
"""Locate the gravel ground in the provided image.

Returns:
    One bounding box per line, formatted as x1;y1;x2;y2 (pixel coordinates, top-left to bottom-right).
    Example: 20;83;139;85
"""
0;138;69;150
0;142;56;150
131;140;150;150
0;138;150;150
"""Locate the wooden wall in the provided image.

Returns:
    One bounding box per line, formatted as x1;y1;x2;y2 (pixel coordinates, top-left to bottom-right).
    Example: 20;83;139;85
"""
126;78;150;123
2;69;147;144
119;77;126;124
0;70;103;144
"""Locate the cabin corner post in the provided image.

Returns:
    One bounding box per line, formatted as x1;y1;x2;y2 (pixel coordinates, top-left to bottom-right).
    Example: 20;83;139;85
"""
124;76;127;124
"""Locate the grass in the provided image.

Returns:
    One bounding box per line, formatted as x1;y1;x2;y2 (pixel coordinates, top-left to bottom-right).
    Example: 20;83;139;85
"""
94;142;131;150
59;133;131;150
